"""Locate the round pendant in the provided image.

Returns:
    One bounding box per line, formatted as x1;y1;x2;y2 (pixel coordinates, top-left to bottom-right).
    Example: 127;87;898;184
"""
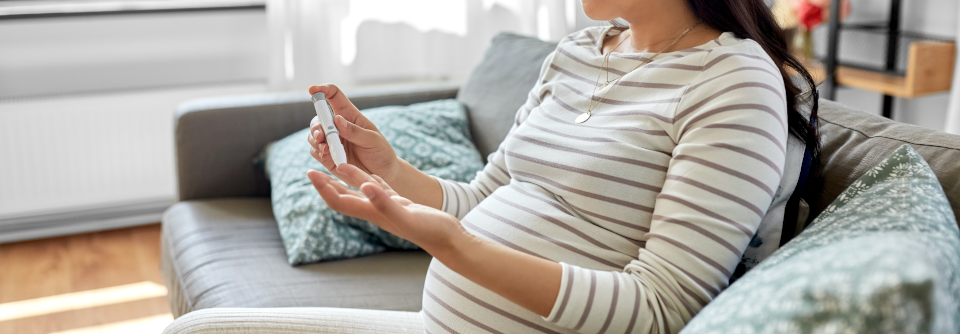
575;112;591;123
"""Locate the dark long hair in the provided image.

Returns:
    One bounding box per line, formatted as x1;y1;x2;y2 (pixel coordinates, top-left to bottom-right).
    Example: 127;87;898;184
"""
687;0;821;163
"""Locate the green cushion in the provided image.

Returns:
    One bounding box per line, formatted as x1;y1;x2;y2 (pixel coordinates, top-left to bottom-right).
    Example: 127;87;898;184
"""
682;144;960;333
264;99;484;265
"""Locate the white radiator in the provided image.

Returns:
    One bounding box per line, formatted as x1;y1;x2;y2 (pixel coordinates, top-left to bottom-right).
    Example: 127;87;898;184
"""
0;83;266;242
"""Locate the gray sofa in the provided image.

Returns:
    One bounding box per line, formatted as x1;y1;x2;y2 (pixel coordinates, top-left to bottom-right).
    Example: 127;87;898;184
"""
161;34;960;333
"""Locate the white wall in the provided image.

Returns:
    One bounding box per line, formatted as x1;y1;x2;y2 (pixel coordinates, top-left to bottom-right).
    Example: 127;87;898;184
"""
0;10;268;221
818;0;958;130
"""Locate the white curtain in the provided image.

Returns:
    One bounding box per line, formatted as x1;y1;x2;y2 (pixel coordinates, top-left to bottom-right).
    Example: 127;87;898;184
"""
946;3;960;135
265;0;597;91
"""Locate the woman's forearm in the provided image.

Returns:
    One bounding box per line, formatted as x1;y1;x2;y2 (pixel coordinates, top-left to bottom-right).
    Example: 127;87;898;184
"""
431;231;563;317
383;158;443;210
382;162;564;315
316;162;560;316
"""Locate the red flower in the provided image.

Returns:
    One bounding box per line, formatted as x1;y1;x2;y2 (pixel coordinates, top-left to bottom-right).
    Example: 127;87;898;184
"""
790;0;851;30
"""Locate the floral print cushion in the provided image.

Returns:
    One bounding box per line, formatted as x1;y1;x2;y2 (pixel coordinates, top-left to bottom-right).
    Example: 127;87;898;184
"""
682;144;960;334
264;99;484;265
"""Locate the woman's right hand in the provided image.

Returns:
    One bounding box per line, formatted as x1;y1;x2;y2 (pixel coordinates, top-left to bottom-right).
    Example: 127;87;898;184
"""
307;84;400;189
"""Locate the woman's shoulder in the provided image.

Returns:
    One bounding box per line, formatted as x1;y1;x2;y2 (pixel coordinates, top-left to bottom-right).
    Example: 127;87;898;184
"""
674;32;786;109
700;32;778;73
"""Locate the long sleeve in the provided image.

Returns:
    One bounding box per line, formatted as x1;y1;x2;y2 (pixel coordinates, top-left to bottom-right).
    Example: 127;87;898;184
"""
543;46;788;333
436;52;557;220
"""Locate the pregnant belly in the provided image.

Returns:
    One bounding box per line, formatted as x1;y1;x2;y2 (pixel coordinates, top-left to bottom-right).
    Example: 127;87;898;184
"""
461;182;639;269
420;182;639;333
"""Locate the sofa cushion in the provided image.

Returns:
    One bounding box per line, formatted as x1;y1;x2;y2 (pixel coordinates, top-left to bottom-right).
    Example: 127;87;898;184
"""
161;198;432;312
682;144;960;333
807;99;960;225
457;32;557;159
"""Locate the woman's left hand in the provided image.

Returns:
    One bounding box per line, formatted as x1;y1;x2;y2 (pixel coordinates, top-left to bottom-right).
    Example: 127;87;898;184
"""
309;165;561;318
306;164;468;254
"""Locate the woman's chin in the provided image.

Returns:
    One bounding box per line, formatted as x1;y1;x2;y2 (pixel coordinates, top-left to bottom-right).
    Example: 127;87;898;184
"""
579;1;619;21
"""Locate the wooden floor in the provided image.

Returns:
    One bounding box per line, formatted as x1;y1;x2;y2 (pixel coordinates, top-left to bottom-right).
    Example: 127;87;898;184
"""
0;224;172;334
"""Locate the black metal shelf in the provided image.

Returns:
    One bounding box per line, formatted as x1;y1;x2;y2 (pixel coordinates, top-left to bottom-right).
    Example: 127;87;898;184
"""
823;0;904;118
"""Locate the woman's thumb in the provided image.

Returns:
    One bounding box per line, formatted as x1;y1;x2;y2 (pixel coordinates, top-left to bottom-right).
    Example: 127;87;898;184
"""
336;115;382;147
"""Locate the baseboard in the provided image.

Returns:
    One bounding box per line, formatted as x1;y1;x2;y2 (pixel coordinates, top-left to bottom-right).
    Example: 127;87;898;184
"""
0;199;173;244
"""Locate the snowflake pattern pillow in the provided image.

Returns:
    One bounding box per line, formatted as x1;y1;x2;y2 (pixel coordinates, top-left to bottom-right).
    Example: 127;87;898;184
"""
682;144;960;334
264;99;484;265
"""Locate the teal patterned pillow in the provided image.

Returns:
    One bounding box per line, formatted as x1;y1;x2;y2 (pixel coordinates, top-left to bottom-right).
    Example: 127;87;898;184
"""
264;99;484;265
682;144;960;334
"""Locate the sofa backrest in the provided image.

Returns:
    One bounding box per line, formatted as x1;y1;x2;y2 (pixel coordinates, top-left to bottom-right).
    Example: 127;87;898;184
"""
457;33;558;159
174;83;459;201
804;100;960;224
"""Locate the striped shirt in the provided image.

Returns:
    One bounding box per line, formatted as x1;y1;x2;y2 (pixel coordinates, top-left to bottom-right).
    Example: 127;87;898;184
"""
424;27;789;334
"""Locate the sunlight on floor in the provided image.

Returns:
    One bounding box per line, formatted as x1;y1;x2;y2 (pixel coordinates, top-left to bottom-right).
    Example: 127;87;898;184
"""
0;281;167;321
0;225;170;333
49;314;173;334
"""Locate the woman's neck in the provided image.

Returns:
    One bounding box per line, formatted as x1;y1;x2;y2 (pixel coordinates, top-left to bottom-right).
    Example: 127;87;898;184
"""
616;2;721;53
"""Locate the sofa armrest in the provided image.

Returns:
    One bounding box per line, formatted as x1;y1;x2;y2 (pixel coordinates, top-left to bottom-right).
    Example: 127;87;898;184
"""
162;308;423;334
174;81;460;201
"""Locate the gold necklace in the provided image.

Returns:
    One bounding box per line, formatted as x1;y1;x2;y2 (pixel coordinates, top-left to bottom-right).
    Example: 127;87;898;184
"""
597;31;633;90
576;20;702;124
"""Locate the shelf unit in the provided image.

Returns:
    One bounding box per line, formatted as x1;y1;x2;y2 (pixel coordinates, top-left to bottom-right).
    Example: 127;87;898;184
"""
820;0;956;118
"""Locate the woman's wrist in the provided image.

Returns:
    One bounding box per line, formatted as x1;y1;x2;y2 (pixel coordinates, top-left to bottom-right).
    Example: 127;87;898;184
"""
384;158;444;210
376;156;405;186
428;228;481;268
379;157;410;195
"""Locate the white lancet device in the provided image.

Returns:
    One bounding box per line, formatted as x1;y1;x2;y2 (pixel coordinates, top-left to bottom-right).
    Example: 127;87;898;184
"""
311;92;348;166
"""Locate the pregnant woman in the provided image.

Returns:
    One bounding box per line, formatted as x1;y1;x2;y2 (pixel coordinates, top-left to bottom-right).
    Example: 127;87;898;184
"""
306;0;818;333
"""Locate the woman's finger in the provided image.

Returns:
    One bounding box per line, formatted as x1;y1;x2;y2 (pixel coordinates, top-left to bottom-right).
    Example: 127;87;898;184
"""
311;143;338;172
308;84;352;110
335;115;383;148
335;163;377;188
325;177;365;198
307;170;372;211
307;170;341;202
316;129;328;144
307;84;380;133
307;130;317;147
331;195;383;222
369;175;412;205
308;171;385;222
307;169;364;199
361;182;412;223
309;117;325;141
370;174;400;197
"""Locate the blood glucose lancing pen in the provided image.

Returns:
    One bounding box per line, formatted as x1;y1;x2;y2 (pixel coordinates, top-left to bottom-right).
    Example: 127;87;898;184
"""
311;92;348;166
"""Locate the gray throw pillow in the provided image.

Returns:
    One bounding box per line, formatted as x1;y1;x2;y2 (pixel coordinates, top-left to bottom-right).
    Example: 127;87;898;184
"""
682;144;960;334
264;99;484;265
457;32;557;159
